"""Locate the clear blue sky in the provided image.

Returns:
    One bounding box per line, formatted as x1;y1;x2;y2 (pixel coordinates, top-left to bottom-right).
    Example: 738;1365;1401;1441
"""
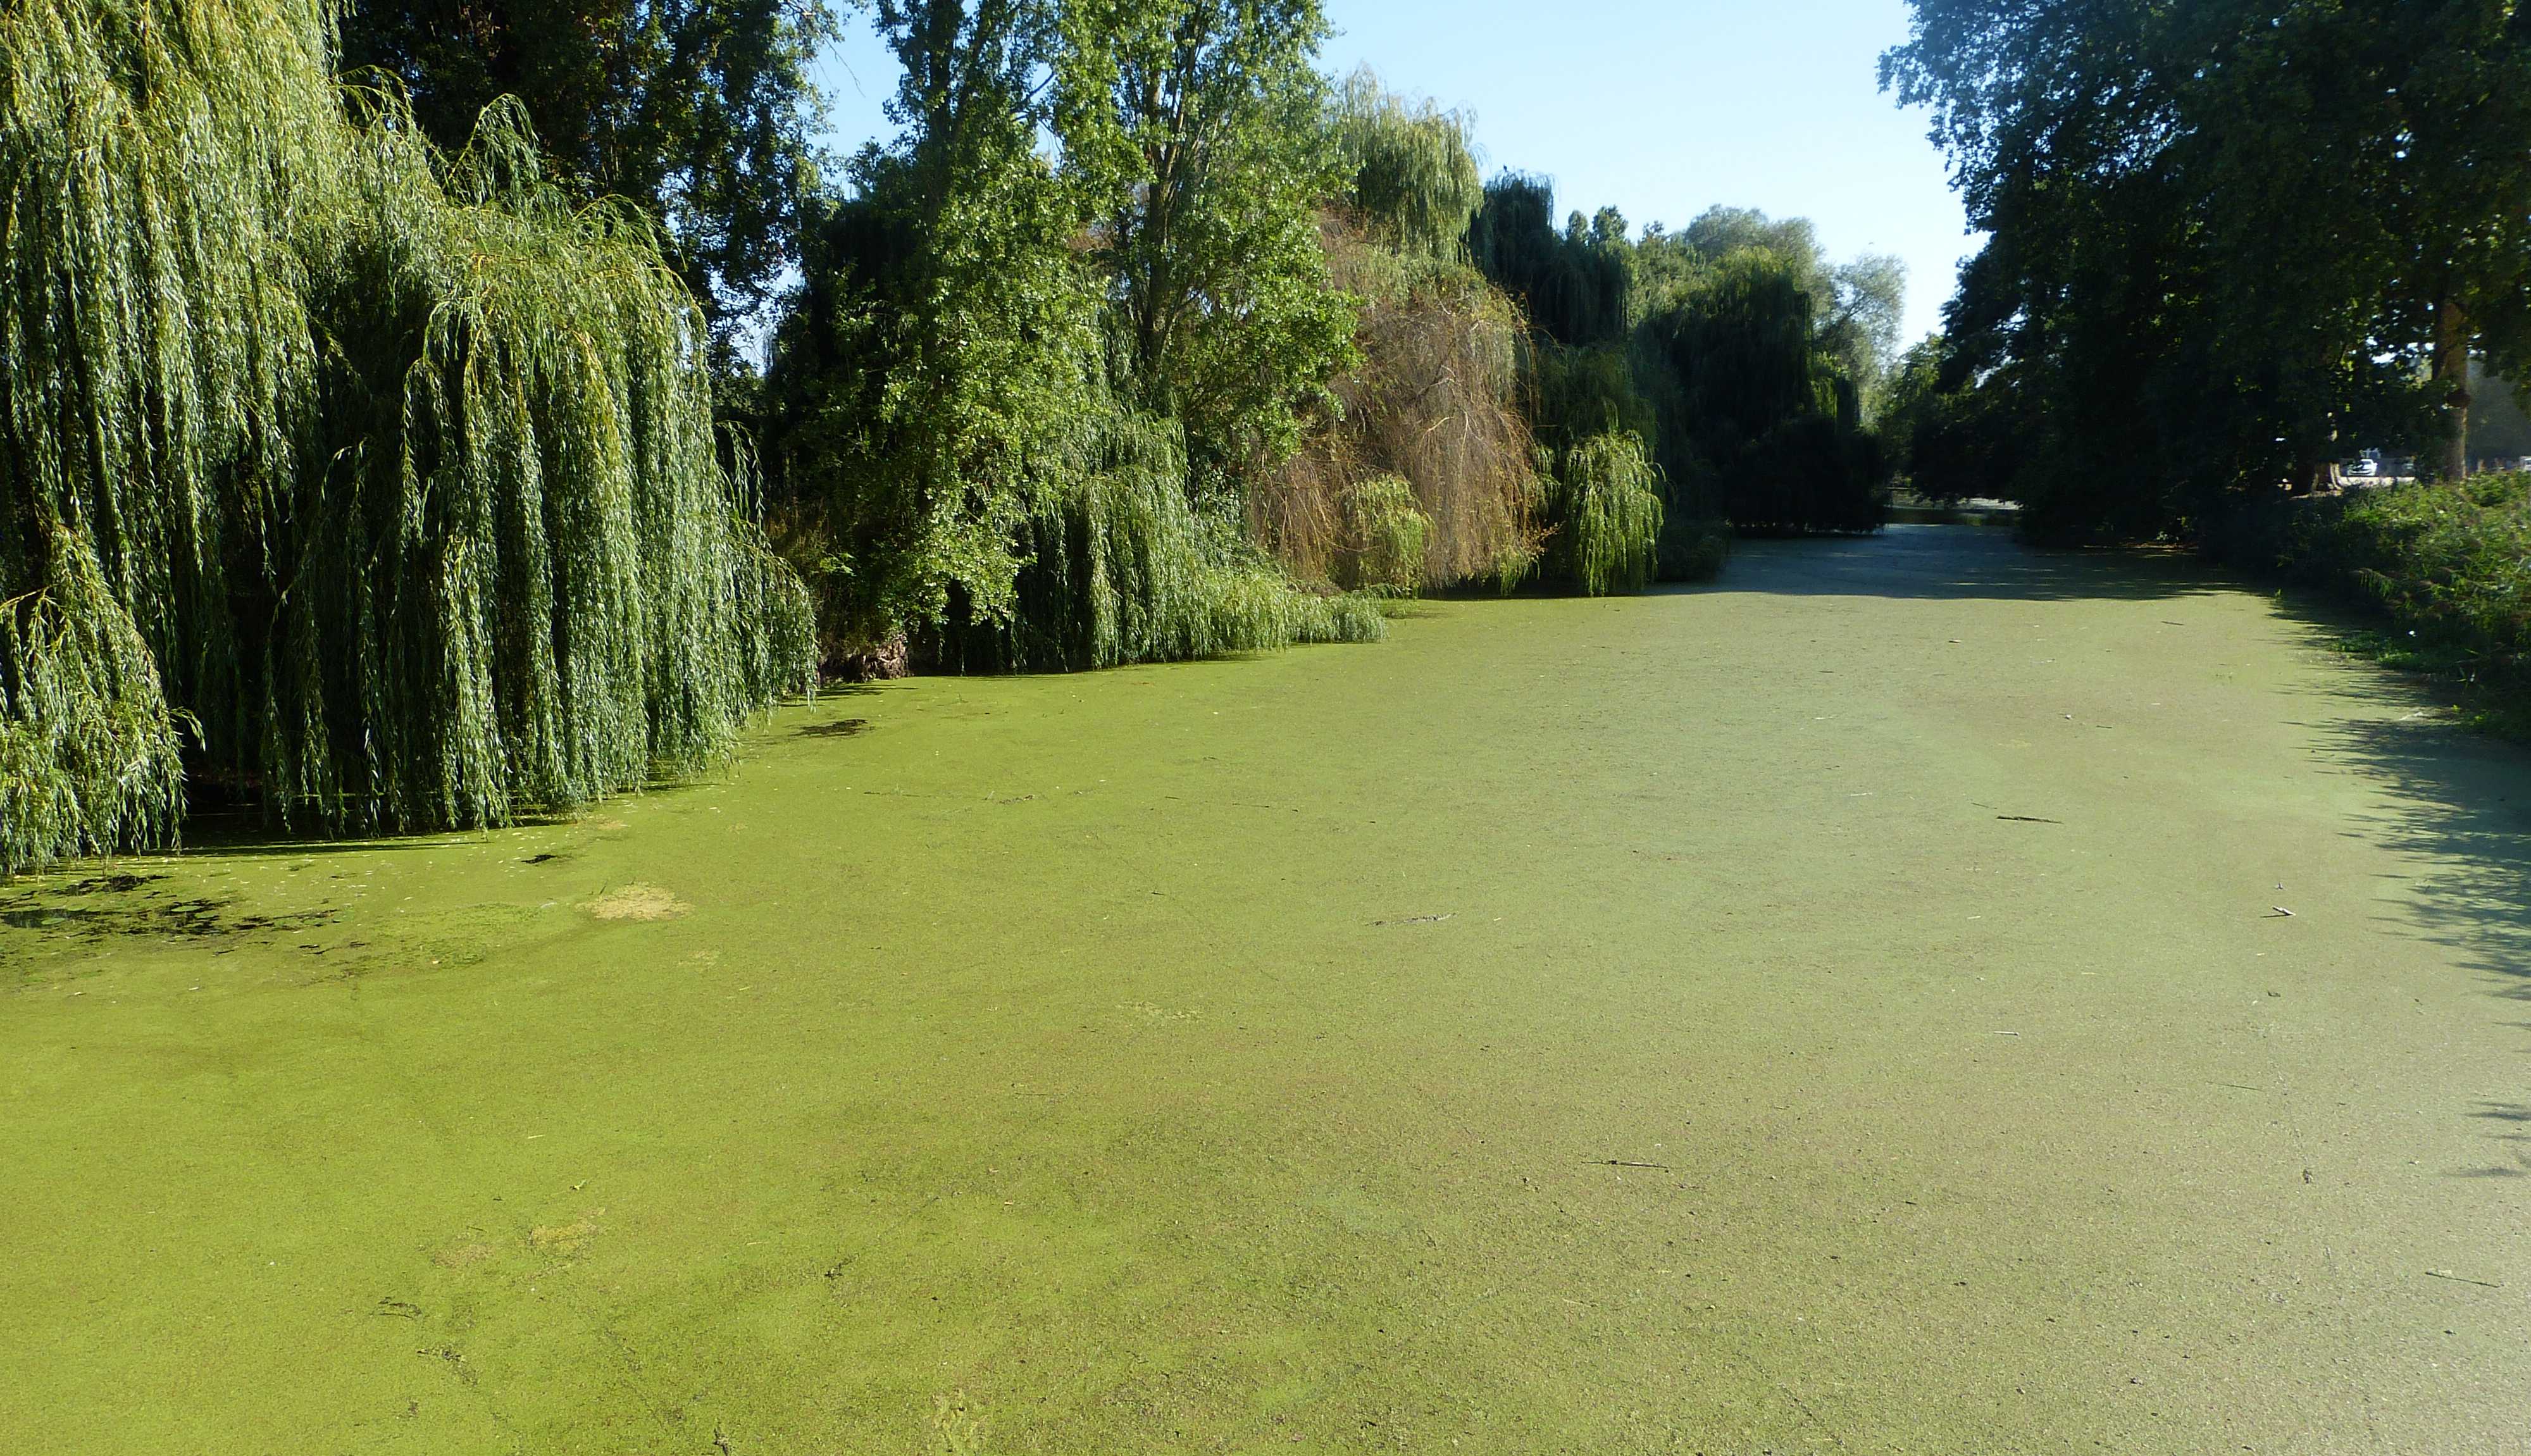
811;1;1974;342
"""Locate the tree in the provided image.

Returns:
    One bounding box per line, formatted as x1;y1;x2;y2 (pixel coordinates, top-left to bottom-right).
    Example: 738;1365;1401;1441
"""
1470;178;1888;539
337;0;839;356
1469;173;1632;347
1883;0;2531;532
1645;249;1886;533
762;0;1380;663
1328;67;1483;263
3;0;811;874
1060;0;1357;482
1826;254;1908;409
763;0;1100;650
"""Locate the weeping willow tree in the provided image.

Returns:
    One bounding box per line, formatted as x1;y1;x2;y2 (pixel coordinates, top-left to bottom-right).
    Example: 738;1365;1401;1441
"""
1545;433;1663;596
1329;67;1482;264
926;405;1383;672
1260;76;1540;595
1263;223;1543;593
0;0;812;874
1469;175;1634;350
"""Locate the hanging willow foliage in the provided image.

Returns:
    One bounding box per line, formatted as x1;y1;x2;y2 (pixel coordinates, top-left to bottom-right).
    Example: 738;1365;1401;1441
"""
1546;432;1664;596
1331;68;1483;264
1261;221;1543;592
0;0;812;874
930;406;1384;673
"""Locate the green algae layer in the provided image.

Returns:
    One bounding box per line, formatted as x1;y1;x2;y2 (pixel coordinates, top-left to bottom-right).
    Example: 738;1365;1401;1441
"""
5;526;2528;1453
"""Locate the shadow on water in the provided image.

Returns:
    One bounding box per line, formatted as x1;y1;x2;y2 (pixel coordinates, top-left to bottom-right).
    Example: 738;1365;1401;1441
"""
2310;707;2531;1180
1677;523;2228;602
1689;525;2529;1174
147;690;884;865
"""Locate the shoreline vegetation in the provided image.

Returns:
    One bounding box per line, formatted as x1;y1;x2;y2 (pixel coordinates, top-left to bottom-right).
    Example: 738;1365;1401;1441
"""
1879;0;2531;740
2208;475;2531;739
9;0;2526;885
1;0;1907;876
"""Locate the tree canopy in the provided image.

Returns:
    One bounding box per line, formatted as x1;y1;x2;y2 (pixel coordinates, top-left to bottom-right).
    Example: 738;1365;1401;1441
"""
339;0;840;354
760;0;1381;666
1067;0;1355;480
1884;0;2531;535
1469;180;1900;538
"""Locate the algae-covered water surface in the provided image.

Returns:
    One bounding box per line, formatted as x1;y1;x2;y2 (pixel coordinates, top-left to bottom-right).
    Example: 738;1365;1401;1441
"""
5;527;2526;1452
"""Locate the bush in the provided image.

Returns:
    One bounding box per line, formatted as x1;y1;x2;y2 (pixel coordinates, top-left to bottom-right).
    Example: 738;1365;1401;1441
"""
2208;474;2531;731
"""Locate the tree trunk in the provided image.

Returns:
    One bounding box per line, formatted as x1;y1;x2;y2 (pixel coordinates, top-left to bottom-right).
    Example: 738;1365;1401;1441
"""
2432;295;2472;479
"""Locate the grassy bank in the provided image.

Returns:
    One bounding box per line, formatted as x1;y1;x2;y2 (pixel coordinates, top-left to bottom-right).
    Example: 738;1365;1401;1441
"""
2206;473;2531;737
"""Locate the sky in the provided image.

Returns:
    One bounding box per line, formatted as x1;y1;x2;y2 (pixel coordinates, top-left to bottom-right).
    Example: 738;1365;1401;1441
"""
811;0;1975;342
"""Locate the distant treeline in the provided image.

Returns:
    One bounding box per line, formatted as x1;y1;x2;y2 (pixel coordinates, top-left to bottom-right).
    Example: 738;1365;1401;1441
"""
1;0;1906;873
742;4;1909;671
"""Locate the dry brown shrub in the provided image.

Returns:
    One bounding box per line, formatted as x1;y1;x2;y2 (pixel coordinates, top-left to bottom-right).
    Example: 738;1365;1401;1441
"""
1259;220;1543;591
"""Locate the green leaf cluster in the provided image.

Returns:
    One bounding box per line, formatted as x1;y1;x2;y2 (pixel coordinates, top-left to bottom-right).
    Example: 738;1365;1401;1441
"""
337;0;841;358
1;0;814;875
762;0;1377;665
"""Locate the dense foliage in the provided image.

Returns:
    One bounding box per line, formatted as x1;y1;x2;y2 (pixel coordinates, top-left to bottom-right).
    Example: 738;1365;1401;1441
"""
759;0;1383;668
1077;0;1357;481
1884;0;2531;539
338;0;839;356
1264;223;1544;593
1261;77;1542;594
0;0;814;875
1545;433;1665;595
2206;474;2531;732
1471;177;1898;542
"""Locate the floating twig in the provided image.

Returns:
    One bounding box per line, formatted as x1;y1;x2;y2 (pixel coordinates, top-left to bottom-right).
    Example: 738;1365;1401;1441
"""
2425;1269;2503;1289
1996;814;2060;824
1597;1159;1672;1171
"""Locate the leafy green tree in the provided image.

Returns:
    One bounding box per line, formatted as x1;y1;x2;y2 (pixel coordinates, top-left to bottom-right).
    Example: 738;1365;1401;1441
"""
1644;249;1885;532
1468;174;1633;347
1681;207;1824;285
337;0;838;354
1059;0;1357;482
1825;254;1908;406
1471;176;1886;538
1655;208;1903;399
764;0;1381;661
1884;0;2531;531
762;0;1100;652
4;0;811;874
